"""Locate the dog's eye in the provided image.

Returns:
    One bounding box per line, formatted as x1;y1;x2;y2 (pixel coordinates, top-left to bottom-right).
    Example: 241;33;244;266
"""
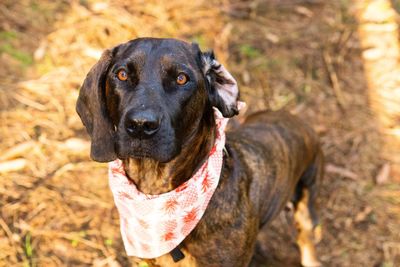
117;70;128;81
176;73;188;85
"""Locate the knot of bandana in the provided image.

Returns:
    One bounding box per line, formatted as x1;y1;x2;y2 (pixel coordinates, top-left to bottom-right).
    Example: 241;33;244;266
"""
108;103;245;259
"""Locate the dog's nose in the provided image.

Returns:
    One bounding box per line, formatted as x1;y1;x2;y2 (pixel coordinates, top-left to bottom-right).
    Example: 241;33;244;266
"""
125;111;161;138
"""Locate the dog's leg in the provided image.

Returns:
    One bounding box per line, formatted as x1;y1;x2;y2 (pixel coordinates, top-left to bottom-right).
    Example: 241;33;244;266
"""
293;150;323;267
294;188;321;267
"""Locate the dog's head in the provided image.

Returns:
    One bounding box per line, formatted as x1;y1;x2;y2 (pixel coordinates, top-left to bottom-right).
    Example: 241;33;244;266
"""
76;38;239;162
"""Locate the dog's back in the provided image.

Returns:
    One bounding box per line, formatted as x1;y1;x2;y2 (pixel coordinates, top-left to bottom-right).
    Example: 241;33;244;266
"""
236;109;320;177
225;110;323;266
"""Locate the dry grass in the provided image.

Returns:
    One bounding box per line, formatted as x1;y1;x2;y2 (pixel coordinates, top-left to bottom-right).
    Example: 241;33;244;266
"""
0;0;399;266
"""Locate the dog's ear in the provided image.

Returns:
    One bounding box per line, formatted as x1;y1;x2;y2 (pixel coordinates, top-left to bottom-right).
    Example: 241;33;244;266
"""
196;47;239;118
76;49;117;162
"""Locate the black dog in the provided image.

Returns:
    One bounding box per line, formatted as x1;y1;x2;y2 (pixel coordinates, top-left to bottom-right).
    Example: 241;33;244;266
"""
76;38;323;266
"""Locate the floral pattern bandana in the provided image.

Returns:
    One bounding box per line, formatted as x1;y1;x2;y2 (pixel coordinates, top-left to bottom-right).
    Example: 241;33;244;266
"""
108;106;234;259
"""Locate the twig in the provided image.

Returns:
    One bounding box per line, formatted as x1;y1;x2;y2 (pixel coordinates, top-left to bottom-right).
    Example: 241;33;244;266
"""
12;93;47;111
0;217;24;260
322;50;346;111
0;141;36;161
325;164;358;180
0;159;27;173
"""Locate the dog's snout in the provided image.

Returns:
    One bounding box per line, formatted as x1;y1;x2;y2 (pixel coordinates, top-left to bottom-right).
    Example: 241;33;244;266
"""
125;111;161;138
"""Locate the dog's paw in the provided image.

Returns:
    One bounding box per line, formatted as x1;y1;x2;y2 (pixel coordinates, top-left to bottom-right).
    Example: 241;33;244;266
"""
300;241;322;267
301;247;322;267
302;260;322;267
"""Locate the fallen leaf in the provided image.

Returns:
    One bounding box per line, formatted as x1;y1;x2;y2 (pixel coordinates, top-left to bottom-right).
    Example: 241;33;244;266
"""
375;163;391;184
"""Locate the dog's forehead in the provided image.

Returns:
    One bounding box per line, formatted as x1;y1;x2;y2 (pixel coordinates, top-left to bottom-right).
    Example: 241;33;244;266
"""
118;38;196;65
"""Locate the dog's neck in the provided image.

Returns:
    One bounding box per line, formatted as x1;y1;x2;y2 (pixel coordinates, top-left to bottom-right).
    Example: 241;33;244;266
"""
123;113;216;195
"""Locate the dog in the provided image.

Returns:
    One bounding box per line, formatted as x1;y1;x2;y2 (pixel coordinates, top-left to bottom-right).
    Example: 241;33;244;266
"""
76;38;323;267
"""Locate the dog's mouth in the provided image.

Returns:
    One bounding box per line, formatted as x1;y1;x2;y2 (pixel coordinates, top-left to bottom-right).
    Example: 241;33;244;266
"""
117;148;151;160
127;149;177;163
116;133;179;163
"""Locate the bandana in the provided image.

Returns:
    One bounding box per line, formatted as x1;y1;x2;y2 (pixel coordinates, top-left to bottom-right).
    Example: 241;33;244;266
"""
108;106;234;259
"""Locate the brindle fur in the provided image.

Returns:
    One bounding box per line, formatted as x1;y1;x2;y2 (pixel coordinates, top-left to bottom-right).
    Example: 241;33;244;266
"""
76;38;324;267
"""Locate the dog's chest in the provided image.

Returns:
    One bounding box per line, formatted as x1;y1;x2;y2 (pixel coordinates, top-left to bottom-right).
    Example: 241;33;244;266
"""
132;249;197;267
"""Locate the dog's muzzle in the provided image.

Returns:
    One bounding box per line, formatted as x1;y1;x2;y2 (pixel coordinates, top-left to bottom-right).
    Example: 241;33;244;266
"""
124;110;162;139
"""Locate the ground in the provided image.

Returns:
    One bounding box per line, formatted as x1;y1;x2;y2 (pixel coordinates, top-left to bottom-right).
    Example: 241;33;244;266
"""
0;0;399;266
